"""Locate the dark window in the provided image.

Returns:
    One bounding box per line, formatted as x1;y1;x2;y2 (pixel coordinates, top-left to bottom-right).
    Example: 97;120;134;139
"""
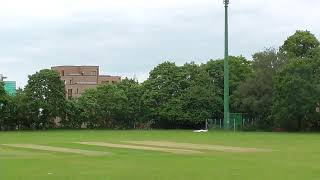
67;89;72;99
61;70;65;76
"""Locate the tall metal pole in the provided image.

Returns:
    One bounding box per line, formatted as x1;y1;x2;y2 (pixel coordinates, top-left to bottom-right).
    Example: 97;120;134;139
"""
223;0;230;129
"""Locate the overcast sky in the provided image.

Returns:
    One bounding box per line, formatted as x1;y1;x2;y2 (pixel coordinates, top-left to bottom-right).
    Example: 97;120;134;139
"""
0;0;319;87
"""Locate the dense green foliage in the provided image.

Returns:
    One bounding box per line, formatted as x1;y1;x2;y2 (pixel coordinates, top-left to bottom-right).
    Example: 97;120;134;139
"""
24;69;67;129
141;62;221;128
0;82;11;130
272;58;320;131
280;30;320;58
203;56;252;114
1;30;320;131
232;49;286;129
0;70;66;130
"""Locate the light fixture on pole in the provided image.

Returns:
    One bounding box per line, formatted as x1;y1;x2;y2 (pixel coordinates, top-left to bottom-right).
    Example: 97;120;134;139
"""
0;74;7;82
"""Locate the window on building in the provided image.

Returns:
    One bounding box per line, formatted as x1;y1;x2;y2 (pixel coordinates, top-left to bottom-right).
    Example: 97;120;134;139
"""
67;89;72;99
61;70;65;76
112;81;116;84
69;80;72;84
91;71;97;76
76;88;79;94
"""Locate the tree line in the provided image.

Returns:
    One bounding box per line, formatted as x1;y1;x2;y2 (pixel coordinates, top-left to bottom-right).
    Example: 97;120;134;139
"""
1;30;320;131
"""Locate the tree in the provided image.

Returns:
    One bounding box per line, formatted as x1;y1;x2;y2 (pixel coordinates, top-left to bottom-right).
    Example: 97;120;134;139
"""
76;89;100;128
272;59;320;131
178;63;221;128
141;62;184;128
203;56;252;114
95;85;129;128
269;31;320;131
0;82;9;130
24;69;66;129
75;85;129;129
0;83;21;130
63;99;85;128
117;78;142;128
233;49;285;129
10;90;30;130
141;61;221;129
280;30;320;58
0;81;5;96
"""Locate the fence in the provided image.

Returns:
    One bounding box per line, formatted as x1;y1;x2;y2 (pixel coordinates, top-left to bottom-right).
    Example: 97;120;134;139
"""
207;113;257;131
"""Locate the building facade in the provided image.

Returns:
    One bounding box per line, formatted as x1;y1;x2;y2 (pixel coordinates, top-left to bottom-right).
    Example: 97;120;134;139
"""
4;81;16;96
51;66;121;99
0;74;16;96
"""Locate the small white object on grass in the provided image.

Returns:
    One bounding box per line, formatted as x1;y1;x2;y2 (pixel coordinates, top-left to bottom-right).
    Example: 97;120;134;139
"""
193;129;208;133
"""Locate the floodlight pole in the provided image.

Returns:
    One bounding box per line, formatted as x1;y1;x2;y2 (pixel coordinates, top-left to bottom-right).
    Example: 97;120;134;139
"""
223;0;230;129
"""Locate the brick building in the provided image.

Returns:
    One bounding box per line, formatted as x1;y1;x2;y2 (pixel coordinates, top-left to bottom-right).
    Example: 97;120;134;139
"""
51;66;121;99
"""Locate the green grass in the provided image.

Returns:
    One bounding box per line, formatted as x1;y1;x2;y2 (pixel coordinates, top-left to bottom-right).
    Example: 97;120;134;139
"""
1;130;320;180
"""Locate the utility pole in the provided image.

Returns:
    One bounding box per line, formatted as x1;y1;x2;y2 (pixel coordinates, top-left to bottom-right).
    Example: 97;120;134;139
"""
223;0;230;129
0;74;7;82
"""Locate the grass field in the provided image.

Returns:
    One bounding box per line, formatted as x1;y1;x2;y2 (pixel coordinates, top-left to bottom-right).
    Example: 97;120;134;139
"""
1;130;320;180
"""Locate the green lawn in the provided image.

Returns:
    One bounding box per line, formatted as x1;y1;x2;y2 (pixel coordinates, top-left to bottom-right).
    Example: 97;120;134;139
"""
1;130;319;180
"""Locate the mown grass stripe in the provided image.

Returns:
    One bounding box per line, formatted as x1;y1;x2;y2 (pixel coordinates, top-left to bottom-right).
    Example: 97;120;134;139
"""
124;141;274;153
2;144;110;156
76;142;203;154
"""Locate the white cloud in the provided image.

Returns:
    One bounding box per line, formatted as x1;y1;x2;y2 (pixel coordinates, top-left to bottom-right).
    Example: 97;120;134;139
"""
0;0;214;18
0;0;319;87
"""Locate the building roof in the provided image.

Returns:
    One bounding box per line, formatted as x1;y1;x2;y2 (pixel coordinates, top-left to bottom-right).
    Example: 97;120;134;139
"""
51;65;99;68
